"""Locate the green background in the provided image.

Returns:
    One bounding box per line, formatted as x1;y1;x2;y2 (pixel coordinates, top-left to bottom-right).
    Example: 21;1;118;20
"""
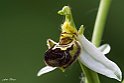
0;0;123;83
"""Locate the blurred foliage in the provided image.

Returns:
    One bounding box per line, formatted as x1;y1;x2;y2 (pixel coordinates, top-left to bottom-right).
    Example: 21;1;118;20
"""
0;0;123;83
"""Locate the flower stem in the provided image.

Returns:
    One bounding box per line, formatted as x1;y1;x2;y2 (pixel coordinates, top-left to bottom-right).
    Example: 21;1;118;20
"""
122;80;124;83
92;0;112;46
79;61;100;83
80;0;112;83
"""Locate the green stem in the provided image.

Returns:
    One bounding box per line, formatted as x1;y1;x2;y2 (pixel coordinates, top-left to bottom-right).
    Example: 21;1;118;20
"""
122;80;124;83
79;61;100;83
92;0;112;46
80;0;112;83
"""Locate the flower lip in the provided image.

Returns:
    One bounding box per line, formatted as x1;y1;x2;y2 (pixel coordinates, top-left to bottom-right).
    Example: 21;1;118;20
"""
44;40;81;69
45;48;71;67
44;43;73;68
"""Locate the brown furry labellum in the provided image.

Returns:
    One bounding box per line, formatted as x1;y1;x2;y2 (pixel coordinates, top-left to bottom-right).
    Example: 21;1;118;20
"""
44;40;81;68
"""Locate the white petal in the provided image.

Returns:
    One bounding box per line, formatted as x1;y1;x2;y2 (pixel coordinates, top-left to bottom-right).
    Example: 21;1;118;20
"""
98;44;111;54
37;66;57;76
78;35;122;81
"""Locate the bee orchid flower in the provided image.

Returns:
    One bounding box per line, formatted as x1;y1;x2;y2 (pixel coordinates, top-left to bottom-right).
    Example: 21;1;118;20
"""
37;6;122;81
